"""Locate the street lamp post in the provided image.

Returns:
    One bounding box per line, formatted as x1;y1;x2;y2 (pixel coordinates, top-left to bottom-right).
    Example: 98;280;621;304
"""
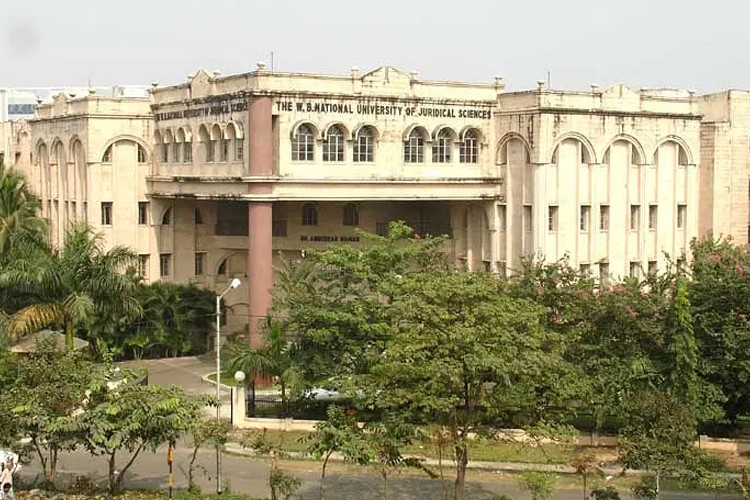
215;277;241;495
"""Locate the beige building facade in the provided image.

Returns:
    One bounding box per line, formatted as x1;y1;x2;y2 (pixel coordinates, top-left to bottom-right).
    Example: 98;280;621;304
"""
2;65;742;338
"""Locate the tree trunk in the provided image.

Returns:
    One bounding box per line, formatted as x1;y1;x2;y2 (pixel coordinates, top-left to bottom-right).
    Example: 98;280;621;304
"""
319;450;332;500
582;473;587;500
65;320;74;352
188;446;199;489
108;452;118;494
655;472;660;500
454;441;468;500
49;448;58;486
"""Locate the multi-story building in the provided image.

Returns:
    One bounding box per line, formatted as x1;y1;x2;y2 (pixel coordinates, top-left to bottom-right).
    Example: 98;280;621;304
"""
2;65;719;340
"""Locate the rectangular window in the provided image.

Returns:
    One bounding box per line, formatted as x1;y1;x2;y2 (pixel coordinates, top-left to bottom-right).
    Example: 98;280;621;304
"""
172;142;181;164
375;222;389;237
138;201;148;225
498;205;507;231
648;205;658;230
194;252;205;276
83;202;88;222
272;204;288;237
580;205;591;232
235;139;244;161
159;253;171;277
629;262;640;279
599;263;610;284
548;206;558;231
579;263;591;276
183;142;193;163
138;254;149;279
599;205;610;231
71;201;76;220
101;202;113;226
677;204;687;229
161;145;168;163
648;260;658;274
630;205;640;231
523;206;532;232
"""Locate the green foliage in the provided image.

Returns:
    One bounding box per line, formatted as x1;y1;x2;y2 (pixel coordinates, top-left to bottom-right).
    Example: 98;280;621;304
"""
99;281;216;360
2;223;140;352
77;367;213;493
225;318;304;405
241;429;301;500
277;221;448;383
590;486;621;500
0;338;96;486
518;471;556;500
187;418;233;490
632;476;658;500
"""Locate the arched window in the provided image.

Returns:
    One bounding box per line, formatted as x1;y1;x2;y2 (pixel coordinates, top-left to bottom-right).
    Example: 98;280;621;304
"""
301;203;318;226
292;124;315;161
198;125;211;162
342;203;359;227
162;130;173;163
220;126;230;162
353;127;375;163
179;128;193;163
460;129;479;164
432;129;453;163
102;145;113;163
171;134;181;164
217;258;227;275
161;208;172;225
137;144;147;164
404;128;425;163
323;125;345;162
210;124;222;163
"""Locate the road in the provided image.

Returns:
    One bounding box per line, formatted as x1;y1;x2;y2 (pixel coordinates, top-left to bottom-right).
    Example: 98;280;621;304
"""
16;445;737;500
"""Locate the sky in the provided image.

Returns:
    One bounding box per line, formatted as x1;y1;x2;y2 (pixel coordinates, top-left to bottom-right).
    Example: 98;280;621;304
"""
2;0;750;93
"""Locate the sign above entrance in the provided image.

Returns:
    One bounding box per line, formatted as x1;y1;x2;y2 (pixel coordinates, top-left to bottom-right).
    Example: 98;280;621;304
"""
276;100;492;120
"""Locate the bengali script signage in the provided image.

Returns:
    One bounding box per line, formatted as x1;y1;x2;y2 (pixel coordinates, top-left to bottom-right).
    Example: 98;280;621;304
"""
276;100;492;119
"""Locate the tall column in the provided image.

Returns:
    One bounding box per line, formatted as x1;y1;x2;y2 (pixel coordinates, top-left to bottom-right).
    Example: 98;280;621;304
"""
247;95;273;348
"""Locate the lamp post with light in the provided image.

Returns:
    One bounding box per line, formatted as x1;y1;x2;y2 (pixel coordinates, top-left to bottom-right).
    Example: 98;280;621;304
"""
215;277;241;494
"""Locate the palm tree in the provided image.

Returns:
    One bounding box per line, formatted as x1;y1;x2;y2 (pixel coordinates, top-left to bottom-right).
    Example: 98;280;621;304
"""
226;318;303;410
3;223;141;351
0;163;46;261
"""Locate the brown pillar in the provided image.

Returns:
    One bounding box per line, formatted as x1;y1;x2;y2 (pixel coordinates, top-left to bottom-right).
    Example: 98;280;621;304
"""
247;96;274;348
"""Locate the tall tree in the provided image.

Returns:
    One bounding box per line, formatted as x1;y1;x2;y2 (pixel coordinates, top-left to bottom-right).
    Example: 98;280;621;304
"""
2;223;140;351
356;269;572;500
690;236;750;421
0;162;46;261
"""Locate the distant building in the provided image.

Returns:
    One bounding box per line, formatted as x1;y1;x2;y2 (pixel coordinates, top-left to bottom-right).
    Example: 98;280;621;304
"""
3;65;744;340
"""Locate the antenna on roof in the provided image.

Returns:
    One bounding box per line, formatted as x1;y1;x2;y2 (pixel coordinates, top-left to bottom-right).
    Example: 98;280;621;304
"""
547;70;551;89
270;52;275;72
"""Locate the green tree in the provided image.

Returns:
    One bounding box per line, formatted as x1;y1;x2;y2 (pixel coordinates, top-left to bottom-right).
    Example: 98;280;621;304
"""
307;406;373;500
277;221;447;384
0;162;45;261
619;390;699;499
3;223;140;351
357;269;571;500
0;339;94;486
226;318;304;411
518;472;556;500
187;417;233;491
78;368;211;493
690;236;750;421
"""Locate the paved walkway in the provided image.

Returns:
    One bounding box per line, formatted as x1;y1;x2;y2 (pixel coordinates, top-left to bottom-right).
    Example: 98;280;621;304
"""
17;444;737;500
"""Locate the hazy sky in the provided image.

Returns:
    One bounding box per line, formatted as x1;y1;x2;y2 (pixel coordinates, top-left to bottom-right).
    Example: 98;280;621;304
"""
3;0;749;93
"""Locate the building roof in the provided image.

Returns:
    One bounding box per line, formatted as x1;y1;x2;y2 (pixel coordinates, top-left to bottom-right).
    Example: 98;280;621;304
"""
10;329;89;353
